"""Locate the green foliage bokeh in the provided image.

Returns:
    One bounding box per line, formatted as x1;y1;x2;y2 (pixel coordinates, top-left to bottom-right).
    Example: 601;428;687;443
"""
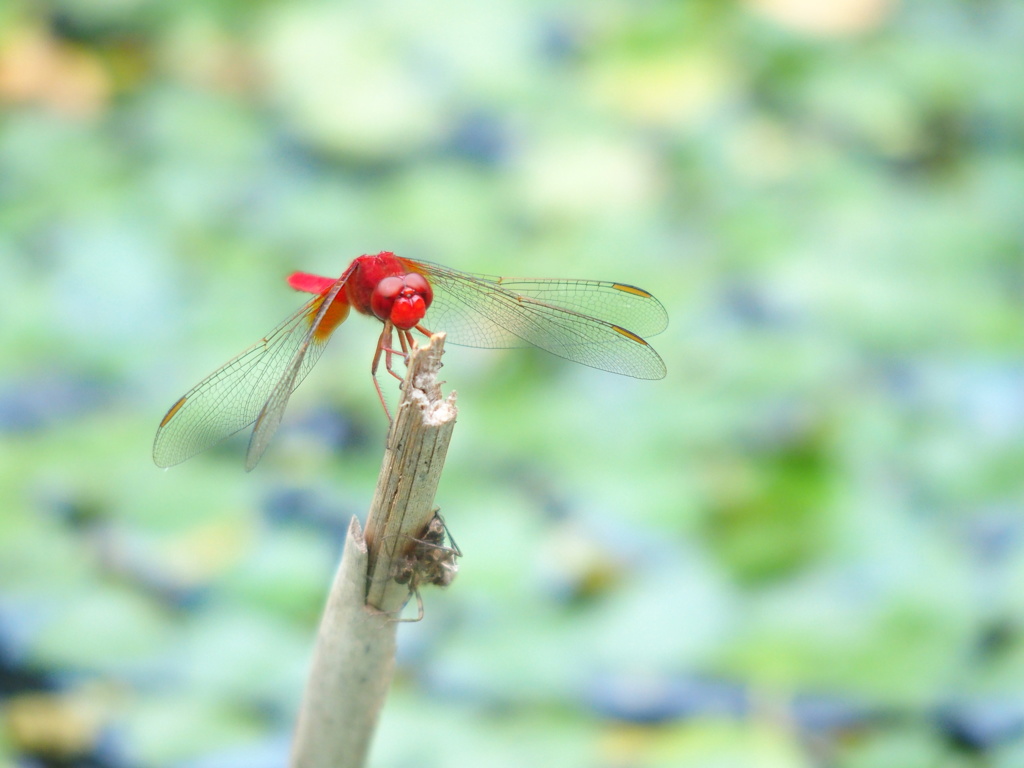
1;0;1022;766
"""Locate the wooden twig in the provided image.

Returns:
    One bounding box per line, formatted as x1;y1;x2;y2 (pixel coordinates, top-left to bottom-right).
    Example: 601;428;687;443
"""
364;334;458;614
289;334;458;768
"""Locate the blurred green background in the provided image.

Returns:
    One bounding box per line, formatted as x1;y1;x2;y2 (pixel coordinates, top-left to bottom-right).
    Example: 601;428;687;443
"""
1;0;1023;765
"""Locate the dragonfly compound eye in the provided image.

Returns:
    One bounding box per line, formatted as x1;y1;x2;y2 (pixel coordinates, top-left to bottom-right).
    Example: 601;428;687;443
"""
405;272;433;307
370;276;406;321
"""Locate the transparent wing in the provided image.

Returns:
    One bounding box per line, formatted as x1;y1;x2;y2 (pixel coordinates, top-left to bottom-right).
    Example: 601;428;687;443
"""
488;277;667;338
399;258;667;380
153;282;347;468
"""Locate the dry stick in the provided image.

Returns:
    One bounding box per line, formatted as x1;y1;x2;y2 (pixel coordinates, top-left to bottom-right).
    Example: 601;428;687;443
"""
289;333;458;768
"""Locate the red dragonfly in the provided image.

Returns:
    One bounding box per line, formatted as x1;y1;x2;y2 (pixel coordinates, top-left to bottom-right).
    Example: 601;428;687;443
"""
153;252;667;470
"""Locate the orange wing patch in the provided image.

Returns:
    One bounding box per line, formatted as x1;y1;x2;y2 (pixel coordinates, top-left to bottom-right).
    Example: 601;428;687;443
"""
612;325;648;345
311;294;351;342
159;396;187;428
612;283;655;299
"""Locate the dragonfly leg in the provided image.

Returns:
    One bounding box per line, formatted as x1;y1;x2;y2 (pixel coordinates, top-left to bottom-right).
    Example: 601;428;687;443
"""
379;326;410;383
371;324;396;422
398;329;413;356
391;330;417;376
371;325;436;422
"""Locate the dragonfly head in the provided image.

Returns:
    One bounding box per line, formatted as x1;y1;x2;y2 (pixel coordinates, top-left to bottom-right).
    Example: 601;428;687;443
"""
371;273;433;329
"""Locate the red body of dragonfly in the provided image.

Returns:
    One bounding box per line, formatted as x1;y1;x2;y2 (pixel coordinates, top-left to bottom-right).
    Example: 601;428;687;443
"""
153;252;667;470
